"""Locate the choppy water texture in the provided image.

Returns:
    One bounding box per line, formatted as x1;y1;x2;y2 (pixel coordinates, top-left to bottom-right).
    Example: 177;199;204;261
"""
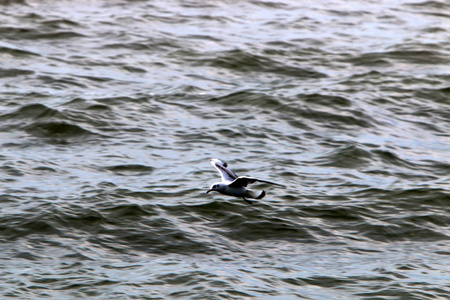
1;0;450;299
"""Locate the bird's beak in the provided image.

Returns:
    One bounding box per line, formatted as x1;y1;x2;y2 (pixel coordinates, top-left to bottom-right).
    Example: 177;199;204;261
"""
206;189;211;194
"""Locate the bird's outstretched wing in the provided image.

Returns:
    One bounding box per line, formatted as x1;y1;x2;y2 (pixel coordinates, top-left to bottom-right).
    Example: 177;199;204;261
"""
229;176;285;188
210;158;238;183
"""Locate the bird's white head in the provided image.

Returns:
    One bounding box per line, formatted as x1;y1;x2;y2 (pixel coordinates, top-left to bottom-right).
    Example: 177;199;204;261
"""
206;182;227;194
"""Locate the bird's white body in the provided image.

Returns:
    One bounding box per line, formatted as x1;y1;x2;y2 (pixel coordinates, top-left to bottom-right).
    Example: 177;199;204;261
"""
208;182;260;199
206;158;282;204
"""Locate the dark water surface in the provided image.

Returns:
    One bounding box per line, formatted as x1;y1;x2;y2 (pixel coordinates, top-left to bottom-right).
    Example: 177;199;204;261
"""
1;0;450;299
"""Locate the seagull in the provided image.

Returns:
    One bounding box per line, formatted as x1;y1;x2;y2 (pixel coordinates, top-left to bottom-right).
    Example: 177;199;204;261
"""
206;158;284;204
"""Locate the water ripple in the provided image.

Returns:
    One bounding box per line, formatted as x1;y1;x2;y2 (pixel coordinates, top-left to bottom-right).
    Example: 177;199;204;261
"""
1;0;449;299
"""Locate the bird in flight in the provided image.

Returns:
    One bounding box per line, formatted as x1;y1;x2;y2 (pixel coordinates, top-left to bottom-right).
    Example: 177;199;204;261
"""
206;158;284;204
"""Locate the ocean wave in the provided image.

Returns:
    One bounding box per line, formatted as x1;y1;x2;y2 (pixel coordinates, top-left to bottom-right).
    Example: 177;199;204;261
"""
24;122;96;142
1;0;449;299
202;49;326;79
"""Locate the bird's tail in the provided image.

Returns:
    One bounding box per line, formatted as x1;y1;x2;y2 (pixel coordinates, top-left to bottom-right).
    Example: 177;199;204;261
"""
256;190;266;199
246;189;266;199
